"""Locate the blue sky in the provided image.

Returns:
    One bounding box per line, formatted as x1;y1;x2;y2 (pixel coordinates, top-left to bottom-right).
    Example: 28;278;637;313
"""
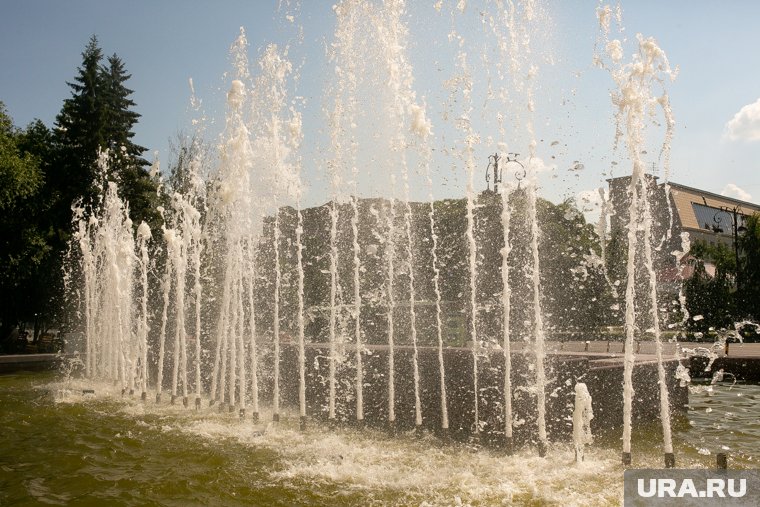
2;1;759;211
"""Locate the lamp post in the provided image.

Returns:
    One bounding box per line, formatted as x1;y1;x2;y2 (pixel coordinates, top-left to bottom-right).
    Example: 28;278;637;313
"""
713;205;747;291
486;153;502;192
485;153;525;193
714;205;747;355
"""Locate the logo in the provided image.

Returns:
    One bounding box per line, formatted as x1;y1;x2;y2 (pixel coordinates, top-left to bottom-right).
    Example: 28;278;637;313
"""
624;470;760;506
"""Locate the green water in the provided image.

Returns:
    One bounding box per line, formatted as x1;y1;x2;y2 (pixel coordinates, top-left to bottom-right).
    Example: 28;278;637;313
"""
0;372;757;506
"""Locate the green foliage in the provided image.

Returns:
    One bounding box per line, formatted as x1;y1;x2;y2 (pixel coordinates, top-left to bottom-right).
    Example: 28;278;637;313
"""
738;213;760;319
689;240;735;277
0;105;42;210
537;197;616;332
54;36;106;204
54;36;158;229
0;103;54;349
683;260;734;332
681;216;760;328
1;36;160;351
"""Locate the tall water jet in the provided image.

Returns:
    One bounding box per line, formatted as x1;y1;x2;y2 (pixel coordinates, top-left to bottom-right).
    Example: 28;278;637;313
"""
481;0;532;453
153;172;206;406
204;27;299;420
208;30;257;411
292;113;307;431
169;209;188;405
253;42;301;422
425;154;448;436
327;198;339;423
327;0;368;426
527;164;548;456
136;222;151;397
155;215;173;402
458;49;482;441
381;0;425;431
385;185;398;431
189;182;205;408
351;195;363;426
596;7;677;466
447;4;513;443
499;176;514;451
271;208;282;422
247;244;260;421
296;197;307;429
70;150;139;387
478;0;548;453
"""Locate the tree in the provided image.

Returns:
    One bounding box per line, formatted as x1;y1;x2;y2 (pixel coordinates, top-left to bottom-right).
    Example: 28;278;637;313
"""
738;213;760;320
54;36;106;209
537;197;617;333
0;103;52;350
683;240;736;333
102;54;159;227
102;55;146;163
53;37;159;229
682;260;734;333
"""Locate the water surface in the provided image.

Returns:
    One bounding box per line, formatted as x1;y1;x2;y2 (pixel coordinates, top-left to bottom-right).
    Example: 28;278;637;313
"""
1;372;756;506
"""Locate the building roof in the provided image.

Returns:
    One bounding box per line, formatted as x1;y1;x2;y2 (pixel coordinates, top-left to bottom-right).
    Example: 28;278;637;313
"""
665;181;760;234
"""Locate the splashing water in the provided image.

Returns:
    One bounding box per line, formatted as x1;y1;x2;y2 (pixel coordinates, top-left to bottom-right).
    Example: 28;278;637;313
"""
596;8;678;461
63;3;698;479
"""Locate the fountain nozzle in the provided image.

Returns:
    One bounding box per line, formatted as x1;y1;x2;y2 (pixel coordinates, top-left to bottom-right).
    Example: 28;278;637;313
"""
537;441;547;458
504;435;514;455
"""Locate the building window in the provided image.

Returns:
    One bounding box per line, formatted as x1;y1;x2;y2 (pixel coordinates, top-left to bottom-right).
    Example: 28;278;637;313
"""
692;202;746;234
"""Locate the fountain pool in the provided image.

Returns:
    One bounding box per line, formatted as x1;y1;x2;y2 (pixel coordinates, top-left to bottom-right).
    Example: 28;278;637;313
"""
47;2;740;503
1;372;757;506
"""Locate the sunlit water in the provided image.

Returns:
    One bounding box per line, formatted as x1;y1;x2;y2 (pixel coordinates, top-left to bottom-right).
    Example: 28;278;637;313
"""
1;372;757;506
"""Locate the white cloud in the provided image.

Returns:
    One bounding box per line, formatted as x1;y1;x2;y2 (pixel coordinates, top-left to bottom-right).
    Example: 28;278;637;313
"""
724;98;760;141
576;187;606;213
524;155;556;174
720;183;752;202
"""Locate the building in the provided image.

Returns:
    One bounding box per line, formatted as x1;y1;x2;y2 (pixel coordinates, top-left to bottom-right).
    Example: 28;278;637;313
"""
608;175;760;279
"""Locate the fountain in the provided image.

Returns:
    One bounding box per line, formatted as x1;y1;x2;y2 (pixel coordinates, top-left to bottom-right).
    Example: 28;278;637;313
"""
65;0;688;471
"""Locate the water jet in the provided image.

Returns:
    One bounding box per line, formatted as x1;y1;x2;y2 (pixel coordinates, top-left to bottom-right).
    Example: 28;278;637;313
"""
63;0;691;477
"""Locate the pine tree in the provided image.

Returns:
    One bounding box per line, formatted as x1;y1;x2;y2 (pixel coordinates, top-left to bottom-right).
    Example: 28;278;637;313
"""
102;54;147;164
53;36;159;229
101;53;158;227
54;35;106;206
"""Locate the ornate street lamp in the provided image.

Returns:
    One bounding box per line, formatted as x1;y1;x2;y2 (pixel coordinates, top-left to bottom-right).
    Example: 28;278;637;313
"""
485;152;525;192
713;205;748;291
485;152;502;192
